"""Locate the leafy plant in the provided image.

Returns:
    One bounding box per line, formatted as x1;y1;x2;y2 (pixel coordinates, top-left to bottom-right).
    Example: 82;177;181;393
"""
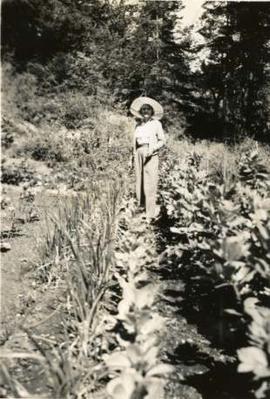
104;199;173;399
158;143;270;389
238;298;270;398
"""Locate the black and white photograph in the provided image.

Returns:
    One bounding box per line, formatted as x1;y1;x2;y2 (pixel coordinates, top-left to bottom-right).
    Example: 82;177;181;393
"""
1;0;270;398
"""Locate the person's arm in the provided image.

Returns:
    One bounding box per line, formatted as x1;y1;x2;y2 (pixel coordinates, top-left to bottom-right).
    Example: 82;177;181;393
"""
148;121;165;156
133;129;137;155
155;121;166;151
129;127;136;169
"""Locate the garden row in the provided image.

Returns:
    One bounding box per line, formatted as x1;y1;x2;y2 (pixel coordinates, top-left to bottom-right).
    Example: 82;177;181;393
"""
2;184;175;398
157;145;270;399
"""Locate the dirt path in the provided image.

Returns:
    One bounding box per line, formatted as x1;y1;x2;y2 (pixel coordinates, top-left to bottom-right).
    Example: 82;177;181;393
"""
1;186;60;331
1;219;41;332
117;203;204;399
0;186;65;397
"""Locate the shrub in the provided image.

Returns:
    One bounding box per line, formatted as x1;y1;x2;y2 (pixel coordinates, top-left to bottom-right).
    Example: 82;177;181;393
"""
238;298;270;399
1;159;36;186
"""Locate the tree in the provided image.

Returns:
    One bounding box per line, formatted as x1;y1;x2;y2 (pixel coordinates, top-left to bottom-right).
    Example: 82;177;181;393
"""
199;1;270;141
1;0;121;94
104;0;194;128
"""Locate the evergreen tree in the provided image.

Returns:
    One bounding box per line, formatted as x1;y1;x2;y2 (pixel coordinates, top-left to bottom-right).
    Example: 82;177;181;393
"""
107;0;194;127
199;1;270;141
1;0;123;93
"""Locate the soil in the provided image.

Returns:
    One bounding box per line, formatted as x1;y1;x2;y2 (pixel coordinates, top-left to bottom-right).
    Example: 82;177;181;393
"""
1;185;65;398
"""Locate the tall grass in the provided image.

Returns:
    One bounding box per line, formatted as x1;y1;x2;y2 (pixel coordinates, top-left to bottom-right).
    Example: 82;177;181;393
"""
0;179;128;398
37;181;129;397
167;133;270;188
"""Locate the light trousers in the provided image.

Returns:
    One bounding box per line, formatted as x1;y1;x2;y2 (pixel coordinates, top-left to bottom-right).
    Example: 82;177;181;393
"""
135;146;159;218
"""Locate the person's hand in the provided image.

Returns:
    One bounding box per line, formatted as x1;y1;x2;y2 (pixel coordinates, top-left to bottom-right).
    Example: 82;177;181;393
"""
128;154;134;170
144;150;153;164
146;149;153;158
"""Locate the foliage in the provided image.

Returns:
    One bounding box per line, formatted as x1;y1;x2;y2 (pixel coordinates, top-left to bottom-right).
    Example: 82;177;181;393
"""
238;150;270;192
2;1;270;139
9;180;127;398
159;143;270;395
198;1;270;140
238;298;270;398
1;158;37;186
4;179;173;398
104;198;173;399
2;72;133;188
1;61;111;127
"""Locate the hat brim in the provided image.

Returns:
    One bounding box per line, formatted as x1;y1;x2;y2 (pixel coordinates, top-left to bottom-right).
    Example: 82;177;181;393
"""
130;96;164;120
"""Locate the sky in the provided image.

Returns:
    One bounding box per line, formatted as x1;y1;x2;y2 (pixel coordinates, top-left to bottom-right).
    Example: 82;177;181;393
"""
123;0;208;70
181;0;206;27
124;0;206;28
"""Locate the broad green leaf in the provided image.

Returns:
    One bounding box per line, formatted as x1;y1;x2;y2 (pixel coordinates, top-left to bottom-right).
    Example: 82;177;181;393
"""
233;265;252;282
147;363;174;377
95;315;117;334
257;223;270;239
221;236;250;262
107;379;133;399
244;297;259;314
144;377;165;399
243;298;264;325
253;210;269;224
107;370;138;399
224;309;242;316
249;320;268;343
104;351;131;369
237;347;269;377
135;284;157;309
127;344;142;364
139;314;165;335
222;200;237;211
140;335;158;353
144;346;159;368
255;381;269;399
129;254;140;273
116;334;131;348
117;299;131;320
170;227;184;234
122;315;136;335
134;271;149;284
260;199;270;210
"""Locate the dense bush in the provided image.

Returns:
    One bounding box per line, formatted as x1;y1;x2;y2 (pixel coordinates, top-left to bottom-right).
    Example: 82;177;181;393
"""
1;61;112;129
2;59;133;188
1;159;36;185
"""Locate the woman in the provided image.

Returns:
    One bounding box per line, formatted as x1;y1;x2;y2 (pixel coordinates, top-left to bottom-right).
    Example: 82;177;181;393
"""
130;97;166;220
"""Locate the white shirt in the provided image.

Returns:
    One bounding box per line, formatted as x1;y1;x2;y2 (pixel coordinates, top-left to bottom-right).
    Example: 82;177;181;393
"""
134;119;165;154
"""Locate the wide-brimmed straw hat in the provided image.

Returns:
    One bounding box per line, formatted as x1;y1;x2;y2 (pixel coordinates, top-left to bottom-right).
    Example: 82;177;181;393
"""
130;96;164;120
